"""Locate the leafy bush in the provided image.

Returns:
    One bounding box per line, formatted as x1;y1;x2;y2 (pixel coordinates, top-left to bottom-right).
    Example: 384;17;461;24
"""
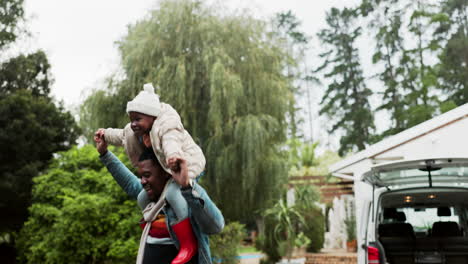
210;222;245;264
294;185;325;252
299;205;325;252
16;145;141;264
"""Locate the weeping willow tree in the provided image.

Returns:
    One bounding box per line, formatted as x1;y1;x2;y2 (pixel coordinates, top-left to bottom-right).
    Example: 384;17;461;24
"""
80;0;297;222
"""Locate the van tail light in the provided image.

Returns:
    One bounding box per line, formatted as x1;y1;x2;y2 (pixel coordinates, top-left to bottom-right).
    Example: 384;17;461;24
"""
368;246;380;264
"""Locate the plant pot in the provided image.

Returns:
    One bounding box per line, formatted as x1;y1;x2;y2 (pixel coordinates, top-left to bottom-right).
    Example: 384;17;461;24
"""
291;246;307;257
346;239;357;252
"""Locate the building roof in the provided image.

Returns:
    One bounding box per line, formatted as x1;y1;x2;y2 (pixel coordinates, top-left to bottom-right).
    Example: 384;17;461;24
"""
329;103;468;173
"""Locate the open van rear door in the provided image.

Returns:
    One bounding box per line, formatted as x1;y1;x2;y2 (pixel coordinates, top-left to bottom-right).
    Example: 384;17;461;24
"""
362;158;468;189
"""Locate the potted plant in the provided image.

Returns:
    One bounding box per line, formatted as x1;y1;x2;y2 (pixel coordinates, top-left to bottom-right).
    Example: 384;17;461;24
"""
345;215;357;252
292;232;311;257
263;199;306;261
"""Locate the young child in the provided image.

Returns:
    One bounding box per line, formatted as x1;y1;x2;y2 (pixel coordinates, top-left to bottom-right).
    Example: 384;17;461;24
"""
96;83;205;264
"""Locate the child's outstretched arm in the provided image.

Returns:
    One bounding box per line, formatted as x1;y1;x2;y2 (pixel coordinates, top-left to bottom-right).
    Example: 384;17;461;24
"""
98;124;132;146
94;130;108;155
94;131;142;199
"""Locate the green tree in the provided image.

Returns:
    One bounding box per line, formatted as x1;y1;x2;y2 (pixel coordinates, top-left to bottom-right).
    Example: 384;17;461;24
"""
0;0;24;49
80;0;296;222
0;50;80;233
362;0;446;138
434;0;468;106
0;51;51;96
362;0;407;137
0;1;80;256
273;11;309;139
317;7;374;156
16;146;140;264
0;90;77;225
400;0;439;127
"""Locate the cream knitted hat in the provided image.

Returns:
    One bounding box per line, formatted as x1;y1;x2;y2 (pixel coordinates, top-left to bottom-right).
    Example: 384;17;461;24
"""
126;83;161;117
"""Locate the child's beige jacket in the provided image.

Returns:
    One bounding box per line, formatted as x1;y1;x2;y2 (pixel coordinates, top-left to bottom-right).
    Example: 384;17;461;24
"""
104;103;205;179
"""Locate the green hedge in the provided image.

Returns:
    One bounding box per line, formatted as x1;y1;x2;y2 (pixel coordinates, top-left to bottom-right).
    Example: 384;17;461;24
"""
300;206;325;253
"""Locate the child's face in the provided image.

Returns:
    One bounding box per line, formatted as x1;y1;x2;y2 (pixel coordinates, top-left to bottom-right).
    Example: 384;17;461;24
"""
129;112;155;137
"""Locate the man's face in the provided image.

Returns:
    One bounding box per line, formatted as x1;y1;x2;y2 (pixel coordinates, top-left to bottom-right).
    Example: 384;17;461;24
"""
138;159;169;200
129;112;155;137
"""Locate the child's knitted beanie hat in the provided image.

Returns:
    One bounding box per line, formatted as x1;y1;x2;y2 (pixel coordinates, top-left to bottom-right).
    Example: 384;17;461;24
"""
126;83;161;117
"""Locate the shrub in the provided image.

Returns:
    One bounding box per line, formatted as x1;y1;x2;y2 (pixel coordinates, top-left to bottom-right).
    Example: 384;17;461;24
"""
210;222;245;264
294;185;325;252
299;205;325;252
16;145;141;264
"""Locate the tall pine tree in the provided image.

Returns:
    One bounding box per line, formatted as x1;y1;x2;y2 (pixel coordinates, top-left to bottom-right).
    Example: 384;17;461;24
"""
434;0;468;106
401;0;439;126
363;0;444;137
362;0;407;137
317;7;374;155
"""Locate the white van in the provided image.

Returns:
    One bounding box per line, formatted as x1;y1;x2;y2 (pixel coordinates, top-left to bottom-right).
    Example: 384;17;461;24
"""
360;158;468;264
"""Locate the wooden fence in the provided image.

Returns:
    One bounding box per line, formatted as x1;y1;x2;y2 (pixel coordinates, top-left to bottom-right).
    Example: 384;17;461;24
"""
288;175;354;204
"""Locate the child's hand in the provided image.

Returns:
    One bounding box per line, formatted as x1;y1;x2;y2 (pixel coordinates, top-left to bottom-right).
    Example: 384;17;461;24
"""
95;128;105;139
170;157;190;188
94;129;108;155
167;156;181;172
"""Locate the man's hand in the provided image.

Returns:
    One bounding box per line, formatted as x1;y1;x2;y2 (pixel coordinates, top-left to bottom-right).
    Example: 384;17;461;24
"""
170;157;190;188
94;128;108;155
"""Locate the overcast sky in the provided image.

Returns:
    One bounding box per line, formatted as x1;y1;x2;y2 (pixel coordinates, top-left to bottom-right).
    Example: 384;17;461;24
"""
23;0;358;147
23;0;358;105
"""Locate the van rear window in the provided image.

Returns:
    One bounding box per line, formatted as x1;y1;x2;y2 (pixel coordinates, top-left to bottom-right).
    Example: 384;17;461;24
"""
381;206;464;237
398;207;459;233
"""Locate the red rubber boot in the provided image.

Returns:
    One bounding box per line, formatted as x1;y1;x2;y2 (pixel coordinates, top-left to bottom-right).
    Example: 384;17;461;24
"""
171;218;198;264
